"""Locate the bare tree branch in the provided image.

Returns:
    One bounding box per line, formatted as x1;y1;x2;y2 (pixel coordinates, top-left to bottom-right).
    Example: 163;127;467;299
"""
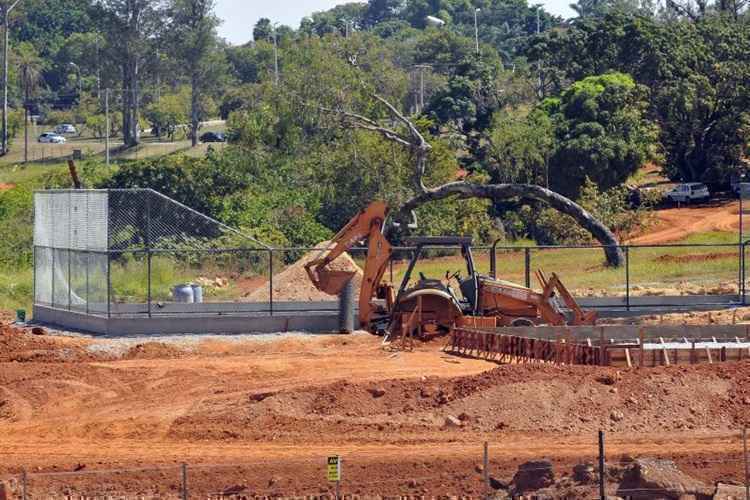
320;105;413;148
393;181;626;267
327;93;625;267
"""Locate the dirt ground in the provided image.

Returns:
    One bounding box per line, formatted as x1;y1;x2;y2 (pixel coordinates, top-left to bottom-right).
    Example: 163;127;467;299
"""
1;322;749;498
629;199;741;244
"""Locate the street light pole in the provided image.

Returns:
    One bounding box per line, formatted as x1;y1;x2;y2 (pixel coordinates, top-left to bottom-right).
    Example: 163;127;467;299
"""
104;88;110;168
2;0;21;155
272;24;279;86
474;8;481;55
69;62;82;98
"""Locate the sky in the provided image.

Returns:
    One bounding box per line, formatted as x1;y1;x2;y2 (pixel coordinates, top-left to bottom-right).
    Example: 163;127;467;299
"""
215;0;576;46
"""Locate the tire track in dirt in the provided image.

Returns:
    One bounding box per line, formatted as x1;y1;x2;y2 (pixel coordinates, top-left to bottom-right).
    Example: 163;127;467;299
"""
629;200;740;244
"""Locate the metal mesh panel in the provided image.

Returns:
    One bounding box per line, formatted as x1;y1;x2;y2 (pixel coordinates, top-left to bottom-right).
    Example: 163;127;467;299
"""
69;250;90;313
33;192;54;248
87;252;109;315
52;248;70;309
34;247;53;305
51;193;71;249
34;189;273;319
34;191;109;251
107;190;266;252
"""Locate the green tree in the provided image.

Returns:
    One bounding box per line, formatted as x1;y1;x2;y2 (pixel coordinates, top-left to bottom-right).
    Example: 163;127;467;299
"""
545;73;657;197
101;0;166;147
15;42;44;150
253;17;273;42
530;13;750;184
144;90;189;140
486;107;554;185
169;0;222;146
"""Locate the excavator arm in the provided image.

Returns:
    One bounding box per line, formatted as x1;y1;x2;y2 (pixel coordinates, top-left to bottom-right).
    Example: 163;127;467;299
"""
305;201;393;329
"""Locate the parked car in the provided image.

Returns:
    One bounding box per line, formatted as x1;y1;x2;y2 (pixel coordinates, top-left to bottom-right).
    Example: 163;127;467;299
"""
38;132;66;144
665;182;710;203
54;124;77;135
200;131;226;143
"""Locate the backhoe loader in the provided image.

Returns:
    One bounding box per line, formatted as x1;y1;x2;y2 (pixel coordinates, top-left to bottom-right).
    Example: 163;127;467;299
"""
304;201;596;337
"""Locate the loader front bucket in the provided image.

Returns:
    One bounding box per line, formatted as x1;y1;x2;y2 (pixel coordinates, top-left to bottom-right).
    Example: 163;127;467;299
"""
306;266;356;296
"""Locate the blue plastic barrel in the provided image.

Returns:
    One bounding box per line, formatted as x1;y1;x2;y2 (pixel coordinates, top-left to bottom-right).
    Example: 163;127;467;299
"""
172;284;194;303
191;284;204;304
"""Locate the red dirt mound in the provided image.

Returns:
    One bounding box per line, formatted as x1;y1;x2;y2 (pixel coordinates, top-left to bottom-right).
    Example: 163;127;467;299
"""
0;324;97;362
244;242;363;302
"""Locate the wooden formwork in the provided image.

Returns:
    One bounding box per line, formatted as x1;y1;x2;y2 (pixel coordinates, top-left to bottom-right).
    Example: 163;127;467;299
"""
447;325;750;368
448;327;603;365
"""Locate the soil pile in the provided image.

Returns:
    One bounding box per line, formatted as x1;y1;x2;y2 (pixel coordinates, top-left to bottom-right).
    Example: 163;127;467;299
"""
499;456;727;499
244;241;363;302
0;323;96;362
168;360;750;442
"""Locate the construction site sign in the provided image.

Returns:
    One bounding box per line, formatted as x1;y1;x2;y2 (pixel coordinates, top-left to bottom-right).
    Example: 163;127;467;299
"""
327;455;341;482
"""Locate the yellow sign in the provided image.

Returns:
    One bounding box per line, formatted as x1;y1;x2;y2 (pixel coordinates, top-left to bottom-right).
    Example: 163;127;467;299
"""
327;455;341;482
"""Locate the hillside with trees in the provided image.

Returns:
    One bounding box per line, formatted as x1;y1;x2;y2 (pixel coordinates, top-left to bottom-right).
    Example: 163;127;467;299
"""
0;0;748;260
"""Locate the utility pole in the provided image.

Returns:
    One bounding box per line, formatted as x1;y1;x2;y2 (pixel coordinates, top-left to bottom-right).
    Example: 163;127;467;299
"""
22;64;27;162
2;0;21;155
414;64;430;113
536;4;543;98
272;24;279;86
104;88;110;168
474;8;481;55
95;33;101;98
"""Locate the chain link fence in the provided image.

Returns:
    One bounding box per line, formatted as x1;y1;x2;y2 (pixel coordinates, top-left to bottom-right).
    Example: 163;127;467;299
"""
2;430;748;498
31;189;750;330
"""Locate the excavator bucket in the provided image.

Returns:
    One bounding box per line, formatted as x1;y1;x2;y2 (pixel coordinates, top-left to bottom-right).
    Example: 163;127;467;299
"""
304;201;390;319
310;269;357;296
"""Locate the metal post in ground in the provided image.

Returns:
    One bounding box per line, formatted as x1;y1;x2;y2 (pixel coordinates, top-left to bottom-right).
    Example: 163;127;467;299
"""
269;249;274;316
338;278;355;334
104;89;110;166
598;430;606;500
524;248;531;288
483;441;490;498
743;427;749;500
181;463;188;500
625;247;630;311
21;469;27;500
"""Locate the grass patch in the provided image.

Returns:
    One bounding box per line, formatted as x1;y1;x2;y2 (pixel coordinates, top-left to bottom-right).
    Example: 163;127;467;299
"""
383;231;741;294
0;267;33;311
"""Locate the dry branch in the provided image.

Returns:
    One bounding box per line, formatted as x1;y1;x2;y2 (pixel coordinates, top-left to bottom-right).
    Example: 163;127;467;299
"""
328;94;625;267
395;182;625;267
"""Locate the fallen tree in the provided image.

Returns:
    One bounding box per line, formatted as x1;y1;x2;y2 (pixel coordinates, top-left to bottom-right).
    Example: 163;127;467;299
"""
330;94;625;267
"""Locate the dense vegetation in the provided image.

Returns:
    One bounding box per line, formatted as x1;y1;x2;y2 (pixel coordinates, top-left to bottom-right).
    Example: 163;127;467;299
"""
1;0;749;258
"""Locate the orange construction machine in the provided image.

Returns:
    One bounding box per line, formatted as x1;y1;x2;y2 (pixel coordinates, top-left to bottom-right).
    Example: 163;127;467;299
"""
305;201;596;337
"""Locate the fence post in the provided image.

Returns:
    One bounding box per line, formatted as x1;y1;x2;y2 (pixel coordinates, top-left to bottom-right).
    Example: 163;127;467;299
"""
742;242;747;306
268;249;274;316
181;463;188;500
743;427;749;500
524;248;531;288
598;430;606;500
146;191;152;318
21;469;27;500
625;246;630;311
483;441;490;498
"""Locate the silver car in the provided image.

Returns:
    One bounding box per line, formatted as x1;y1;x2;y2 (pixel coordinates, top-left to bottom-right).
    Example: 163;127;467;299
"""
54;123;77;135
666;182;710;203
38;132;67;144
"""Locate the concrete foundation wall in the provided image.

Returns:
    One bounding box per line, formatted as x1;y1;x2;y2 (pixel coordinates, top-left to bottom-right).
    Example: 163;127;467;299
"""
33;305;341;336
